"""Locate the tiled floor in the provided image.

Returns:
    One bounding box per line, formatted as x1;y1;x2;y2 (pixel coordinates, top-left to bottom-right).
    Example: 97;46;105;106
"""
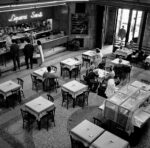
0;45;150;148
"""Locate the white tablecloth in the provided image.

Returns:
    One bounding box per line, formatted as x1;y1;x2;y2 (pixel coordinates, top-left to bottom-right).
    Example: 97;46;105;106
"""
145;55;150;63
70;120;105;147
90;131;129;148
0;80;21;99
25;96;55;121
111;58;130;66
61;58;81;70
114;48;132;59
62;80;88;98
82;50;97;61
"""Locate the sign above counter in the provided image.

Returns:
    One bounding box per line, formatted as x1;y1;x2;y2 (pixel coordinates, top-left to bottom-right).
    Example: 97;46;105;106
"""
8;11;43;23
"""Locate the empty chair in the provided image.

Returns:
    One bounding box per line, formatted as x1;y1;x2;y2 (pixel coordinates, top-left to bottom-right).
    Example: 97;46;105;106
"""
71;64;82;79
76;90;89;107
46;107;56;130
60;62;70;78
17;78;25;98
82;55;91;68
20;108;36;130
47;93;54;102
30;74;42;91
61;89;73;109
11;88;22;104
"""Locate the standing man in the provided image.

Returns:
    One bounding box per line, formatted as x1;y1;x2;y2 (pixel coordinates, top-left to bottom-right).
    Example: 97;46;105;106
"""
118;25;126;41
10;40;20;71
23;38;34;69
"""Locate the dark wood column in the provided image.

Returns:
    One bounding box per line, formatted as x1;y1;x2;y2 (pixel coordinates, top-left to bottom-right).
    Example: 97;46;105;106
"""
139;11;148;50
125;9;132;45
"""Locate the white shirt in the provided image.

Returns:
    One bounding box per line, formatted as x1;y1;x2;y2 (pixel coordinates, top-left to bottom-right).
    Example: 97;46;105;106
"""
94;52;103;67
105;78;118;98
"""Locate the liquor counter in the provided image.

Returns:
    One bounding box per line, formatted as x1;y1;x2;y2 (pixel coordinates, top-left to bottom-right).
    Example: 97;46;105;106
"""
0;30;69;66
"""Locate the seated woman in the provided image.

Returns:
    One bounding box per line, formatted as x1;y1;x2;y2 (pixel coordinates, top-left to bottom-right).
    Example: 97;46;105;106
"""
105;75;118;98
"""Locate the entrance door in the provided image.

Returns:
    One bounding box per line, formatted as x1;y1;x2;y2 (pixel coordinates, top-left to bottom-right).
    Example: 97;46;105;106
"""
115;8;143;44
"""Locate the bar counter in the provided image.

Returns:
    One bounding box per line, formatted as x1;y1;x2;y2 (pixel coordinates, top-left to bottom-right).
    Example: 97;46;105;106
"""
0;35;69;66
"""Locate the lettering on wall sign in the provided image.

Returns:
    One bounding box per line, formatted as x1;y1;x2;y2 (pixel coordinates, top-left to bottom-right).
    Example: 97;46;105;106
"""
8;14;28;23
8;11;43;23
30;11;43;18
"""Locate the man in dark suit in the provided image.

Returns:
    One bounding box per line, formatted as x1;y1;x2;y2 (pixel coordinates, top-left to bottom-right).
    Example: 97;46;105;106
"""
23;38;34;69
10;40;20;71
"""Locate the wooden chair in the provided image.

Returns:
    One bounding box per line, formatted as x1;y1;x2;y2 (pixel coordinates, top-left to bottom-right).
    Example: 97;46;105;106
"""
11;88;22;104
30;74;42;91
82;55;91;68
17;78;25;98
76;90;89;108
20;108;36;130
43;78;57;92
47;94;54;102
46;107;56;131
71;64;82;79
61;89;73;109
60;62;70;78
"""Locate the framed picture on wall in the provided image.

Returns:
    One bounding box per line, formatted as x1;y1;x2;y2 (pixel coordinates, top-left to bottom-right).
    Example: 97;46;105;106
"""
71;13;88;35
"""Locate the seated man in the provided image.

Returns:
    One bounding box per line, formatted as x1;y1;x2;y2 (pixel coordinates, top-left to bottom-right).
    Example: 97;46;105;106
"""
43;66;58;79
105;75;118;98
43;66;59;90
86;68;99;92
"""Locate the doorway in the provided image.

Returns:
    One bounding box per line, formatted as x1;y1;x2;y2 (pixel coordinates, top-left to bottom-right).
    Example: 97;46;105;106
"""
115;8;143;44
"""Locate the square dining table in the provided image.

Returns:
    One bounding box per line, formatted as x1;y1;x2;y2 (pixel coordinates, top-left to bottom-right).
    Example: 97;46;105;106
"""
0;80;21;99
90;131;129;148
33;67;55;80
114;48;132;59
70;120;105;147
82;50;97;62
25;96;55;129
62;80;88;107
60;58;81;71
111;58;130;66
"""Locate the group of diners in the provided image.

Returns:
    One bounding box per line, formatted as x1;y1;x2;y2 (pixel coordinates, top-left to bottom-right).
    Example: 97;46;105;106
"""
83;57;132;99
114;45;150;69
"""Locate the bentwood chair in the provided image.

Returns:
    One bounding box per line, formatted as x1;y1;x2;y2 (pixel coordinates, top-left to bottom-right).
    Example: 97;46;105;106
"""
60;62;71;78
43;78;57;92
47;93;54;102
82;55;91;68
76;90;89;108
11;88;22;104
17;78;25;98
61;89;73;109
30;74;42;91
20;108;36;130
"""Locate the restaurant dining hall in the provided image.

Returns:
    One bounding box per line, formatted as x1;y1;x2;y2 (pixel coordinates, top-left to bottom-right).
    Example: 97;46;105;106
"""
1;0;150;148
